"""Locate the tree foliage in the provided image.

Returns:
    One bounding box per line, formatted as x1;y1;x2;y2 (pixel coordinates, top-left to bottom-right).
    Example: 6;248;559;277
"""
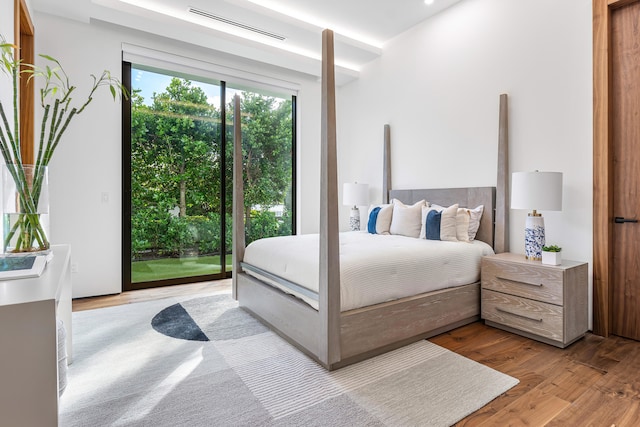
131;76;293;261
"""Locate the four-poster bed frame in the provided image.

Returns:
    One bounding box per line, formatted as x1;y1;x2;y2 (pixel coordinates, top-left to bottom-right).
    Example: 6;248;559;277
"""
232;29;509;370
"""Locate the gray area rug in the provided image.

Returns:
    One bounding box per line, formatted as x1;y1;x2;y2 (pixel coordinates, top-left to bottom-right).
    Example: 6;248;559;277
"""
60;293;518;427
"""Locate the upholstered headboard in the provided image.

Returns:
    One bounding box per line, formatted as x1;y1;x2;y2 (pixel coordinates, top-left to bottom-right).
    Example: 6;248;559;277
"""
388;187;496;247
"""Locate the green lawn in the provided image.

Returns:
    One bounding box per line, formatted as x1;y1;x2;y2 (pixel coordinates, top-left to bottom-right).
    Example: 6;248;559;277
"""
132;254;233;283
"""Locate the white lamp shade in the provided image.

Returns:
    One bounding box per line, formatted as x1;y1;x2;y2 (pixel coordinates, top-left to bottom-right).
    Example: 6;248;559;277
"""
343;183;369;206
511;171;563;211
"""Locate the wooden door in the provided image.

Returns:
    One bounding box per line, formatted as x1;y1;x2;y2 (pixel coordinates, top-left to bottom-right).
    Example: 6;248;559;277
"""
611;1;640;340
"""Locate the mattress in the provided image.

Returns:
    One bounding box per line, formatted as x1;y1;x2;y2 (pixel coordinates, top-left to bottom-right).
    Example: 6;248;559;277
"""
242;231;495;311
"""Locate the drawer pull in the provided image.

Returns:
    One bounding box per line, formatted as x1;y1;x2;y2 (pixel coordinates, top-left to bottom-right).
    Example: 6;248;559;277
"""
496;307;543;323
496;276;543;288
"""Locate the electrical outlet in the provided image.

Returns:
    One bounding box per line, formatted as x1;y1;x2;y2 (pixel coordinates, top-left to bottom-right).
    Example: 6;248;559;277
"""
71;263;79;273
101;192;109;203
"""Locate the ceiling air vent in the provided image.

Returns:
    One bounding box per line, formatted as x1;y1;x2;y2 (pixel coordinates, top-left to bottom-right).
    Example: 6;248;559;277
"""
188;7;286;41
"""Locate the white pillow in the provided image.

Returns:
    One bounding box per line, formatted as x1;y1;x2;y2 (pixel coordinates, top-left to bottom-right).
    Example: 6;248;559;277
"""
419;205;438;239
390;199;426;238
466;205;484;241
456;208;471;242
366;204;393;234
433;203;485;242
439;204;459;241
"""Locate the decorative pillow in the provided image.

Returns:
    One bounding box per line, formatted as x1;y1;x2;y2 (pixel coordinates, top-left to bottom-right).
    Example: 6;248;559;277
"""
367;204;393;234
425;210;441;240
431;204;485;242
419;205;437;239
456;208;471;242
367;207;381;234
439;204;460;241
389;199;425;238
466;205;484;241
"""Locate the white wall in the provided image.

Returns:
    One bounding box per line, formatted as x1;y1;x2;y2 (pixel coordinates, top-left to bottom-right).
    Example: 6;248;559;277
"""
34;13;322;298
337;0;593;324
25;0;595;313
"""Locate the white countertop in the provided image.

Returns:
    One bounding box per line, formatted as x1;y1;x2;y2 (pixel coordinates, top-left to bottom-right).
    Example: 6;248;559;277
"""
0;245;71;307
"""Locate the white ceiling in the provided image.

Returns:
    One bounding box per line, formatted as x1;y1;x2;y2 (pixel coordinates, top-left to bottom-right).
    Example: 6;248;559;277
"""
30;0;462;84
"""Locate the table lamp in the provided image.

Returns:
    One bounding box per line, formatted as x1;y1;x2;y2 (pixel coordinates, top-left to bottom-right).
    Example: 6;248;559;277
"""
511;171;563;260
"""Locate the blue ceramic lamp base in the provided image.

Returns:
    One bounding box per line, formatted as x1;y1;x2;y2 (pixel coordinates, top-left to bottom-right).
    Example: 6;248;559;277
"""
349;207;360;231
525;215;545;260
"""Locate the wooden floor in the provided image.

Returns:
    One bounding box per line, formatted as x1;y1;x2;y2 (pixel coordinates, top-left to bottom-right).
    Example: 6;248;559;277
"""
72;279;232;311
432;323;638;426
74;281;638;426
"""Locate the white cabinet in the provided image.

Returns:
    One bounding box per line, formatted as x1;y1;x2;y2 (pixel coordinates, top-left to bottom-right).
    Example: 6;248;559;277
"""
0;245;72;427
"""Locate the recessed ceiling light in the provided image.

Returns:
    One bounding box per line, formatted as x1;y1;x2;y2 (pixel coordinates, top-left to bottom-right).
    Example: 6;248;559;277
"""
246;0;383;49
117;0;361;72
424;0;435;5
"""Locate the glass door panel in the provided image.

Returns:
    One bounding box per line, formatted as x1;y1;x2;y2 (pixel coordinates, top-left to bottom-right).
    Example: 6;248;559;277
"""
124;64;295;289
225;87;295;272
130;67;224;284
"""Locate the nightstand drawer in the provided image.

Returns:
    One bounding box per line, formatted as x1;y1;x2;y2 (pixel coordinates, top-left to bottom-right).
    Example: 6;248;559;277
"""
482;258;563;305
482;289;563;342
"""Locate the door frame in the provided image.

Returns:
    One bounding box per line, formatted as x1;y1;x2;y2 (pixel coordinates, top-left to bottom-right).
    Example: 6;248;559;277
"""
593;0;639;336
121;63;298;291
121;62;228;291
14;0;35;164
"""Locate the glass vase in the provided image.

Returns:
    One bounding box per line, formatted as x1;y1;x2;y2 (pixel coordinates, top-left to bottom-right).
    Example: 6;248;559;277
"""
2;164;50;255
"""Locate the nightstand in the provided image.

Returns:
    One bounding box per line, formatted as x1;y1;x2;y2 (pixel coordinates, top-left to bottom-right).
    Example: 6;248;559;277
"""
481;252;588;348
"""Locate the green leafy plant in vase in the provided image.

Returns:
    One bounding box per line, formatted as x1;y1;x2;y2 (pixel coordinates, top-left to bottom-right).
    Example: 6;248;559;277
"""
0;36;127;254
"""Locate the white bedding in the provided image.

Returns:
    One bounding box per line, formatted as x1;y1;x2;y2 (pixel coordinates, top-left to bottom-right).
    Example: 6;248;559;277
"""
242;231;495;311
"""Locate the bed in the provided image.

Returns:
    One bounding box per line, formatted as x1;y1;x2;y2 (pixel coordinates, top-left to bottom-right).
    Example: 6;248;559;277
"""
242;232;495;311
231;29;510;370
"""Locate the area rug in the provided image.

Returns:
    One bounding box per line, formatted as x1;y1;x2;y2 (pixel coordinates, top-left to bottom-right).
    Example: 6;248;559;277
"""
60;293;518;427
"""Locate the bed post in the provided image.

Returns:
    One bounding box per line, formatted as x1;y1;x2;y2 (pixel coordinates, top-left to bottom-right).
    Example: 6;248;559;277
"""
494;93;509;253
232;94;245;300
319;29;341;368
383;124;391;204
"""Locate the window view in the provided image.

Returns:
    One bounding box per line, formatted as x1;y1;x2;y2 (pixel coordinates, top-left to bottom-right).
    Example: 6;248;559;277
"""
128;66;294;286
224;87;294;253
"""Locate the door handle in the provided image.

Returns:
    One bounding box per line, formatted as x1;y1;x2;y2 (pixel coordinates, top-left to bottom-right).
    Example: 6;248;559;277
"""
615;217;638;223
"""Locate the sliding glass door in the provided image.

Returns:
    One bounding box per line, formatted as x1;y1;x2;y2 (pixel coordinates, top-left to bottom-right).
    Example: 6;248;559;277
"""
122;62;295;290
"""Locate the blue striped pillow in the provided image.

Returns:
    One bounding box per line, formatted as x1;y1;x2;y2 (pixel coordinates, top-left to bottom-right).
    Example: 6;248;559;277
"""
367;207;382;234
425;210;442;240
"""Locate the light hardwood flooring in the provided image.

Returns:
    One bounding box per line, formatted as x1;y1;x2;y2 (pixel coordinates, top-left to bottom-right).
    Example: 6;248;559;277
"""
433;323;638;426
72;279;232;311
74;281;638;426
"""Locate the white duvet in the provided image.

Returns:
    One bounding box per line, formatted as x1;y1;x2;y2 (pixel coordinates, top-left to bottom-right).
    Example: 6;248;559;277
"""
242;231;494;311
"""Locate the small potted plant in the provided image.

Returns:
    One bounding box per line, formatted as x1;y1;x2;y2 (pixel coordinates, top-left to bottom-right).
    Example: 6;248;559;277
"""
542;244;562;265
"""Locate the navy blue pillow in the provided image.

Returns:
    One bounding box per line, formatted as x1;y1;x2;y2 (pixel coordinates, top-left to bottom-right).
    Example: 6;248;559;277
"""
425;210;441;240
367;207;382;234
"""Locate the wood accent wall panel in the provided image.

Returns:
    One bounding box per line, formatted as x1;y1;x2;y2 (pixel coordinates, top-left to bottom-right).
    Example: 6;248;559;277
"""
593;0;640;337
593;0;613;337
15;0;35;164
610;2;640;340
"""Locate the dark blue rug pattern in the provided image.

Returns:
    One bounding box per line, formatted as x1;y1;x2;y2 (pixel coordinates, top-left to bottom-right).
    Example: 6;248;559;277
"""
151;302;209;341
151;294;268;341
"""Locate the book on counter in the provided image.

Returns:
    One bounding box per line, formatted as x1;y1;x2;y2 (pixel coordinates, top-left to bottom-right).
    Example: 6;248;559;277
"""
0;255;48;280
